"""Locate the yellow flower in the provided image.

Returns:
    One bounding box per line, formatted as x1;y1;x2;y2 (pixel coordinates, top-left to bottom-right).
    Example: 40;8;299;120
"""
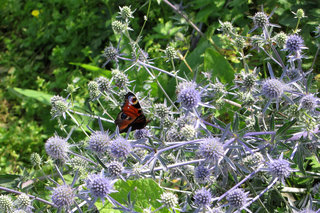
31;10;40;18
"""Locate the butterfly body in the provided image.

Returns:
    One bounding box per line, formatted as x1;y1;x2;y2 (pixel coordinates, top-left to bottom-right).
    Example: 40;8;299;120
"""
115;92;148;133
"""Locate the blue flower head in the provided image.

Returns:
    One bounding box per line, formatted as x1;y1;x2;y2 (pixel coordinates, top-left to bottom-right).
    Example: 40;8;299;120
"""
88;131;110;154
193;187;212;206
177;83;201;110
51;185;75;208
109;136;132;159
45;136;70;161
226;188;249;209
84;170;118;206
283;34;307;59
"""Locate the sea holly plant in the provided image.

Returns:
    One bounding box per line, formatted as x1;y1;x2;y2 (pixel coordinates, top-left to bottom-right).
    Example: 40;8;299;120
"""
2;5;320;213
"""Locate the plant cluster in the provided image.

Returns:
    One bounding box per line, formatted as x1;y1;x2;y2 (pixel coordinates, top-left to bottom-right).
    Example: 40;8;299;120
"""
1;3;320;213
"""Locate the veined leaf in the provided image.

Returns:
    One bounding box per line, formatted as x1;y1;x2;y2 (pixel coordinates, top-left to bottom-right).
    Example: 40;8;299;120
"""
10;87;52;105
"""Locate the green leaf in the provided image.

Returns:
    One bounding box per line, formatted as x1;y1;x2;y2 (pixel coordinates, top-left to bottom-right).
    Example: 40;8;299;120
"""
276;119;297;138
204;48;235;83
0;174;20;188
70;62;111;77
10;87;52;105
179;39;209;75
110;179;169;212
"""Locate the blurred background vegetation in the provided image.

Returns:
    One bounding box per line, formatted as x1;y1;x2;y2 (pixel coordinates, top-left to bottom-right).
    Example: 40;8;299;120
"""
0;0;319;174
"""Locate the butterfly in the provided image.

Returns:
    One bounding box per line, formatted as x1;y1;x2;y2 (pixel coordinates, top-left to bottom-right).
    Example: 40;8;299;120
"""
115;92;148;133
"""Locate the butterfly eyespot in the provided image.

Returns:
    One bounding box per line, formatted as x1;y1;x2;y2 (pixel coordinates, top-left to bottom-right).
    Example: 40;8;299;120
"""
120;112;127;120
128;95;138;105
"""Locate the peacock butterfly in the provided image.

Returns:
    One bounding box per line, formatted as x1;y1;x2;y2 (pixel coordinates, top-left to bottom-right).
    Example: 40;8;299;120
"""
115;92;148;133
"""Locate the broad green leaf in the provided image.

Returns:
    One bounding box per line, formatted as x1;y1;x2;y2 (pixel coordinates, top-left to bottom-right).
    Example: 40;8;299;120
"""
179;39;209;75
204;48;235;83
10;88;52;105
110;179;170;212
70;62;111;77
0;174;20;188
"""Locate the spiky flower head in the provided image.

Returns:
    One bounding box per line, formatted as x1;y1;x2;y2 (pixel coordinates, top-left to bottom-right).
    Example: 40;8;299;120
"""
0;195;13;212
299;94;318;111
30;152;42;167
15;193;32;210
119;6;134;20
267;155;293;180
261;79;284;99
103;45;119;62
243;74;256;89
160;192;178;208
112;20;125;34
235;36;245;49
166;127;182;142
51;185;75;208
67;156;88;172
226;188;248;209
65;84;77;94
161;116;173;128
198;138;224;162
285;34;306;54
88;81;100;101
273;32;287;48
286;67;300;80
165;46;177;60
109;136;132;158
177;84;201;109
294;9;306;19
133;49;149;63
243;152;264;170
107;161;123;177
95;76;110;92
219;21;234;35
194;165;211;184
253;12;269;28
154;103;170;118
45;136;69;160
112;69;128;88
50;95;68;117
86;172;117;199
134;128;150;140
193;188;212;206
88;131;110;154
180;124;196;140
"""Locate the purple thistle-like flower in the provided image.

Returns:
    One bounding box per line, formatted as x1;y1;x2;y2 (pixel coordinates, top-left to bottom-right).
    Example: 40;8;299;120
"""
109;136;132;158
198;138;224;162
194;165;211;184
264;153;296;185
88;131;110;154
45;136;69;161
193;187;212;206
134;128;150;140
226;188;249;209
177;86;201;109
51;185;75;208
261;79;284;99
299;94;319;112
285;35;305;53
107;161;124;177
283;34;307;60
86;172;117;199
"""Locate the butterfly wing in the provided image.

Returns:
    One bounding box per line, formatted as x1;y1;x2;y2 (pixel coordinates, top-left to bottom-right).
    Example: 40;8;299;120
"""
115;92;147;133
